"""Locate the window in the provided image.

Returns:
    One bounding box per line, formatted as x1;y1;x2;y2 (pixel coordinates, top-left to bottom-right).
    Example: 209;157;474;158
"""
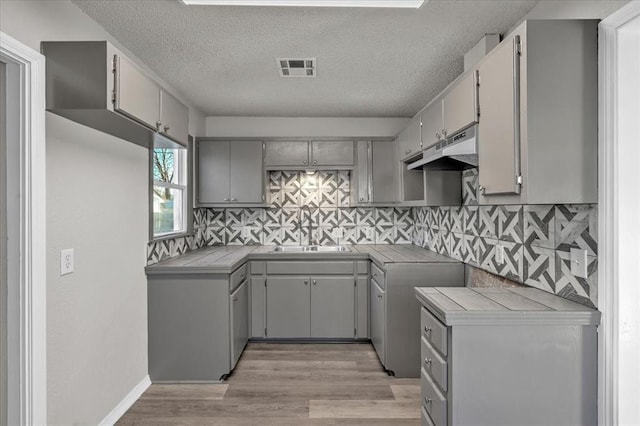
152;144;188;238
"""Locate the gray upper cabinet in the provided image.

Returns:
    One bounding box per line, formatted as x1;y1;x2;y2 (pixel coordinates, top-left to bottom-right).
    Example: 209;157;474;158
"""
478;36;521;196
420;101;444;150
264;140;309;167
42;41;189;148
265;140;354;169
354;140;398;205
310;140;354;166
478;20;598;205
310;277;355;338
442;70;479;138
113;54;160;131
398;116;422;161
197;140;265;206
159;89;189;145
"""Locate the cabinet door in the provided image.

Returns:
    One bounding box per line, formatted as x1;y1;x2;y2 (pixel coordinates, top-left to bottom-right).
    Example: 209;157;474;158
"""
370;279;385;364
398;115;422;160
198;141;230;203
264;140;309;167
355;140;371;204
310;140;354;166
310;277;355;338
371;140;398;203
443;71;478;137
230;280;249;369
266;277;310;338
113;54;160;130
229;140;264;203
159;89;189;146
250;276;266;338
478;35;522;195
356;276;369;339
421;100;444;150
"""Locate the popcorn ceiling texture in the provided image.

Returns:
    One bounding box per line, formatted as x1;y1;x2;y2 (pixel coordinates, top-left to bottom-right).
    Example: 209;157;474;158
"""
147;168;598;308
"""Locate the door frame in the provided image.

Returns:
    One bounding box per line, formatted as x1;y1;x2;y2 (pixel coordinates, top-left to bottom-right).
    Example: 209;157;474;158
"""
0;32;47;425
598;3;640;425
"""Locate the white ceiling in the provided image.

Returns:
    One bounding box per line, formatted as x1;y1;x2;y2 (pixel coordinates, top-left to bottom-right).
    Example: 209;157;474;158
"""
71;0;539;117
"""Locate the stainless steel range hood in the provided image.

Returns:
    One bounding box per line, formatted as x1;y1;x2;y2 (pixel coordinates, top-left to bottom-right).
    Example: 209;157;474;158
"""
407;125;478;171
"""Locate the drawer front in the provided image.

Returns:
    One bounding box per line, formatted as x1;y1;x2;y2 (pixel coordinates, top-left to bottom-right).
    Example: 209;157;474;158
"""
421;307;448;356
250;261;265;275
230;263;248;291
421;336;448;391
266;261;353;275
421;368;447;426
371;263;385;288
421;406;436;426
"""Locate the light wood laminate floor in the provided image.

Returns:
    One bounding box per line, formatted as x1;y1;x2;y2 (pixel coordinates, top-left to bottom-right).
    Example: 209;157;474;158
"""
117;342;421;425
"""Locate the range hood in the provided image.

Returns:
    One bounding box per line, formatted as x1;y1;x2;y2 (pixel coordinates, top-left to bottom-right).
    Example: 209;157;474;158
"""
407;125;478;171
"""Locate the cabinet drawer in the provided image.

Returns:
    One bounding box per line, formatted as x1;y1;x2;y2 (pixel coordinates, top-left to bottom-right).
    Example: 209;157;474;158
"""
421;406;436;426
230;263;248;291
421;336;448;391
371;263;385;288
266;261;353;275
421;368;447;426
421;307;448;356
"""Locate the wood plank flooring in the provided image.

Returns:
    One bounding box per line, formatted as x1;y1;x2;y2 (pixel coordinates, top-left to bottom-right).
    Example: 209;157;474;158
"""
117;342;421;425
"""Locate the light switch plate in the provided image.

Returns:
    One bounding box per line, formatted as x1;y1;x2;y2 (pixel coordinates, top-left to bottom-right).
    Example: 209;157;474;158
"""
60;248;74;275
570;248;588;278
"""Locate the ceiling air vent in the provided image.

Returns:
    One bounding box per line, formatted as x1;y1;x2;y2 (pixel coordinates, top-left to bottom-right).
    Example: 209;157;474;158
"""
276;58;316;77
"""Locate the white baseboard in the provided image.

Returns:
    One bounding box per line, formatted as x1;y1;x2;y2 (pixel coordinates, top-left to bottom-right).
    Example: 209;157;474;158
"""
99;375;151;426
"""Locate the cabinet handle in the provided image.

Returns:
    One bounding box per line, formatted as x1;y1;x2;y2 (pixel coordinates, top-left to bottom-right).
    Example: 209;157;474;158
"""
233;297;238;302
359;197;365;202
304;280;308;285
164;125;170;133
377;294;383;299
313;280;317;285
424;358;432;367
231;197;237;201
424;326;432;334
425;397;432;405
479;185;486;195
303;160;308;165
313;159;317;165
224;197;230;201
156;121;162;131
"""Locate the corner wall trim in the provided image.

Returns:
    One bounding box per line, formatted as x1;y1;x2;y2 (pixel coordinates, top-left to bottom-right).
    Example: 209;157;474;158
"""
99;375;151;426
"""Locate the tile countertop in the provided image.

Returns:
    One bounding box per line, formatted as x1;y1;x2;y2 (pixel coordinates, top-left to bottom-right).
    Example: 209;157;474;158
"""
415;287;601;326
145;244;459;275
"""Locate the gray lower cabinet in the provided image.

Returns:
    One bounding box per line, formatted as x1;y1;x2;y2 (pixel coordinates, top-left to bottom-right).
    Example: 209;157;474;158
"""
416;287;600;426
147;264;249;382
370;262;464;378
230;279;249;368
266;276;311;338
259;260;367;339
369;278;385;364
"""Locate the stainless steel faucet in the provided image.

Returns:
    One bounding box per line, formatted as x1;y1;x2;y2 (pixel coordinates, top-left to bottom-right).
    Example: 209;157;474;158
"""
299;205;314;246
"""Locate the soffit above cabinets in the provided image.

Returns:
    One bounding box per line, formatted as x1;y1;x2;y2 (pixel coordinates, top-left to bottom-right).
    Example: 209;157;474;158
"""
71;0;538;117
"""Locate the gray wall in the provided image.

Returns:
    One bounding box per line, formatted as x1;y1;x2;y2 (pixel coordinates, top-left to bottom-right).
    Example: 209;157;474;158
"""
206;116;409;138
0;60;7;426
0;0;207;423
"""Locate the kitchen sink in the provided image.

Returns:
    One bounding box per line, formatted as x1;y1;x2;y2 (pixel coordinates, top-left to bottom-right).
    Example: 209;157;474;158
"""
271;245;350;253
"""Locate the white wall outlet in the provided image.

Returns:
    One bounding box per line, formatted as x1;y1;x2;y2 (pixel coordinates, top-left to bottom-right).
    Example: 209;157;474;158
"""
570;248;588;278
365;227;374;241
495;244;505;265
60;248;74;275
423;230;430;246
333;228;344;239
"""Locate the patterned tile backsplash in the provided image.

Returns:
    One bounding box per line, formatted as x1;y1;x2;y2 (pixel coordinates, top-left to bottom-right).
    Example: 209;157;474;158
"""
147;167;598;308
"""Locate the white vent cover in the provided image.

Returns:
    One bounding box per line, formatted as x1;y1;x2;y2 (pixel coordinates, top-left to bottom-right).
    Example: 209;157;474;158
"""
276;58;316;77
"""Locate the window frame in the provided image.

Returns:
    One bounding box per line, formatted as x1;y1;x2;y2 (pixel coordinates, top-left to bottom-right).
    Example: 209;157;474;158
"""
149;135;193;241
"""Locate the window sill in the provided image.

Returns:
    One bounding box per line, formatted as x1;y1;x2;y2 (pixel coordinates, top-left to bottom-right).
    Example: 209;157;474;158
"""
151;231;193;243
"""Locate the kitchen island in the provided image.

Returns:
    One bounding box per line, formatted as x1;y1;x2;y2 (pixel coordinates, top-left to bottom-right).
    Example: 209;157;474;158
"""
146;244;463;381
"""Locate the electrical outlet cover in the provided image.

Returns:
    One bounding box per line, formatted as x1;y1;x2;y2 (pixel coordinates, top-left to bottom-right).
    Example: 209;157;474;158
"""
495;244;505;264
60;248;74;275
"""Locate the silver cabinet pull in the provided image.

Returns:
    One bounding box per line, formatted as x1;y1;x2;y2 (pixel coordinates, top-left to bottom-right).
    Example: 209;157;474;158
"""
224;197;230;201
377;294;383;299
313;159;317;165
156;121;162;131
424;326;432;334
425;397;432;405
233;297;238;302
304;280;308;285
359;197;365;202
164;125;170;133
303;160;308;165
312;280;317;285
424;358;432;366
230;197;237;201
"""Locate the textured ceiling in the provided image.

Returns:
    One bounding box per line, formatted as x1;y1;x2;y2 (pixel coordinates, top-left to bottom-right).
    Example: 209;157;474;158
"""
71;0;538;117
